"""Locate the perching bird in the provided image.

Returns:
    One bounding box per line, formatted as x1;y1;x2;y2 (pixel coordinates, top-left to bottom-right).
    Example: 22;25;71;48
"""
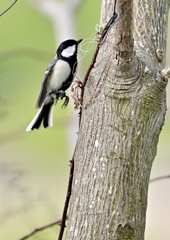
26;39;82;132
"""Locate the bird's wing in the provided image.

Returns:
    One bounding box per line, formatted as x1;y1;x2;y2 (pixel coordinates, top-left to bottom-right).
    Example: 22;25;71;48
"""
36;57;57;108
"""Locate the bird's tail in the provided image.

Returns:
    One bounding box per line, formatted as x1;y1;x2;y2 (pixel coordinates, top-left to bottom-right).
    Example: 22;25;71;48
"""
26;102;55;132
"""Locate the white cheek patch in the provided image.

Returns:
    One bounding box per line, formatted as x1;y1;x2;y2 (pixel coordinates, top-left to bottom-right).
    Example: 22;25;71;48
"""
61;45;76;58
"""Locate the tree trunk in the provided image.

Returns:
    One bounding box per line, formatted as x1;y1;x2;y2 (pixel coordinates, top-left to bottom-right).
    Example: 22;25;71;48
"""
66;0;169;239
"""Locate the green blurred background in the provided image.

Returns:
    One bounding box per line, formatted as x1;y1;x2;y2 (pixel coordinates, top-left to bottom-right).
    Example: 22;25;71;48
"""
0;1;170;240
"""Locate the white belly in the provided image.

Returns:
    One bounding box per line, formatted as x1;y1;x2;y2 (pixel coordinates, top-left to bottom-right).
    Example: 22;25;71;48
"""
48;60;71;92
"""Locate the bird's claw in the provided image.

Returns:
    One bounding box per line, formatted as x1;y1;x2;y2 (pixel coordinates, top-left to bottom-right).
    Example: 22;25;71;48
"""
57;90;69;108
61;95;69;108
50;90;69;108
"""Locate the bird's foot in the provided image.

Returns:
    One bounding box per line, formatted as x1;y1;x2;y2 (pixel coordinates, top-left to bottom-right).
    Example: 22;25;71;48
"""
57;90;69;108
50;90;69;108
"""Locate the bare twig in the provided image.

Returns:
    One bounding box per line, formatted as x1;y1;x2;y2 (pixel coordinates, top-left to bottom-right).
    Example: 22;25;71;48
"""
0;0;18;17
79;11;119;125
58;156;75;240
19;219;61;240
150;175;170;183
80;43;100;108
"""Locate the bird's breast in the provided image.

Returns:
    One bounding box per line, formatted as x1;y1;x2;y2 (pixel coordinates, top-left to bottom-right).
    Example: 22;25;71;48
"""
48;60;71;92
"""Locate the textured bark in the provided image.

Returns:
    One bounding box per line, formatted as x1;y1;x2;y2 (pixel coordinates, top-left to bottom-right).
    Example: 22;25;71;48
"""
66;0;169;239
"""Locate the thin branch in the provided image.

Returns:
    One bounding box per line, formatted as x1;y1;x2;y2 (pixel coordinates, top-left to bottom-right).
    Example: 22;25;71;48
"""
150;175;170;183
0;0;18;17
58;155;75;240
19;219;61;240
113;0;117;13
78;42;101;125
79;11;119;125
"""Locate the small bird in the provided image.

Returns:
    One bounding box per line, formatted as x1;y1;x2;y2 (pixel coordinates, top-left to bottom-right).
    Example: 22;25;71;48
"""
26;39;82;132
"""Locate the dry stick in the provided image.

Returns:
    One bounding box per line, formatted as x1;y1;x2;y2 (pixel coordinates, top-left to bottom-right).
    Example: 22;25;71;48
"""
150;175;170;183
79;11;119;123
19;219;61;240
58;155;75;240
79;32;109;122
0;0;18;17
79;43;100;121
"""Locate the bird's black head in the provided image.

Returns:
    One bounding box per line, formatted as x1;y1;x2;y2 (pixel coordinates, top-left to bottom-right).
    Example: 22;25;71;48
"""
56;39;83;59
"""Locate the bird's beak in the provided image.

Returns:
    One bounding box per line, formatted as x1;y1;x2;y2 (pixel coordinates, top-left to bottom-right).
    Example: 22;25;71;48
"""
77;39;83;44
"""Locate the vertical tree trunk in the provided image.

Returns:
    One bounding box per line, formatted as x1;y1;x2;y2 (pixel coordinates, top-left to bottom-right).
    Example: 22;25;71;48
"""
66;0;169;239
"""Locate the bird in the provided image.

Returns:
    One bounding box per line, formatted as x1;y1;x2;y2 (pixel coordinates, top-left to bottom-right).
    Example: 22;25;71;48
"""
26;39;82;132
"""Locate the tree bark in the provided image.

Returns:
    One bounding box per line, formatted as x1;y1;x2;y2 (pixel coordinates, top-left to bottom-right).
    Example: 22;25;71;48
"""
66;0;169;239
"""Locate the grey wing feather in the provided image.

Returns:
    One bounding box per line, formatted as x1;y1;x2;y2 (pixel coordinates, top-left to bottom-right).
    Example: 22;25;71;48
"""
36;57;58;108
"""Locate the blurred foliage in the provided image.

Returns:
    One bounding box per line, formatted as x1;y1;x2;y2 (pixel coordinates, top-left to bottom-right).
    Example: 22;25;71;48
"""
0;1;169;240
0;0;101;239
